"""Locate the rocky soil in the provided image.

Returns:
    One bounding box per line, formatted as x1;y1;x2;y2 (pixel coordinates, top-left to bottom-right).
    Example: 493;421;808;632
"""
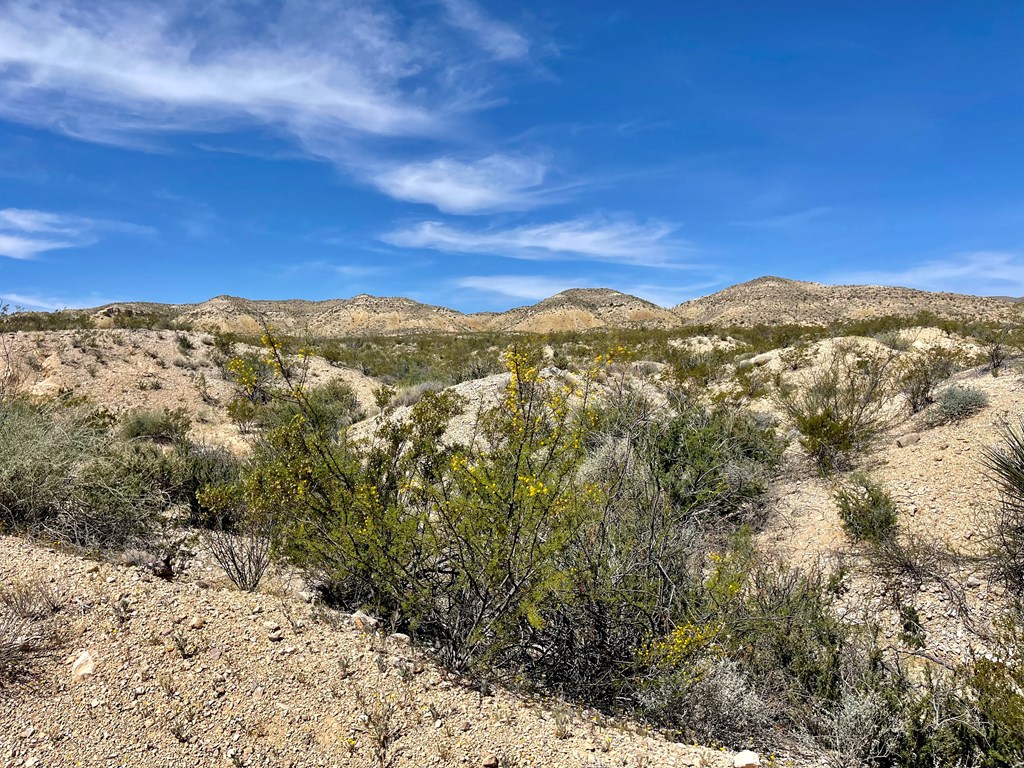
0;536;762;768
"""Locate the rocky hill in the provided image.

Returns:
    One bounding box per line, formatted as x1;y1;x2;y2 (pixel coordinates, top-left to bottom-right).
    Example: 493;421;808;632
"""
484;288;679;334
672;276;1020;327
72;277;1023;336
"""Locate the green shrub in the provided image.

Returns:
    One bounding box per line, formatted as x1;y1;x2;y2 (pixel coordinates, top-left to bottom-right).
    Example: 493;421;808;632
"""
653;406;785;524
833;473;899;543
898;351;956;414
167;443;243;528
936;385;988;423
0;404;167;547
120;408;191;442
778;343;894;472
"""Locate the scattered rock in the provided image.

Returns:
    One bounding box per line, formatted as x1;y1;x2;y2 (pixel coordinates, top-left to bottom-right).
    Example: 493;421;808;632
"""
189;615;207;630
734;750;760;768
71;650;97;683
896;433;921;447
351;610;379;633
966;575;983;588
482;753;499;768
388;632;411;645
268;629;285;642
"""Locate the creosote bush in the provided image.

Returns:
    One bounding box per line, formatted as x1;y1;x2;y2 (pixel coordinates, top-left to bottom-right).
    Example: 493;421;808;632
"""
898;350;956;414
778;343;895;473
833;473;899;544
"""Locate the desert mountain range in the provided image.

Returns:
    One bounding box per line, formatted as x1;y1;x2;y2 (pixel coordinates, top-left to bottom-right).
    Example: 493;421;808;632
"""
82;276;1020;337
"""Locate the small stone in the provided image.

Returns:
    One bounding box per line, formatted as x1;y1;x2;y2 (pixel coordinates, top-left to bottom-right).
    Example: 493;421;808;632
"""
189;616;206;630
351;611;379;633
966;575;983;588
268;629;285;642
388;632;411;645
482;753;499;768
734;750;760;768
262;620;281;631
71;650;97;683
85;564;100;574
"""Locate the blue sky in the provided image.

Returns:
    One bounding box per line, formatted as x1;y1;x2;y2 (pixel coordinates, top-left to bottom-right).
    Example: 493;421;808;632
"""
1;0;1023;312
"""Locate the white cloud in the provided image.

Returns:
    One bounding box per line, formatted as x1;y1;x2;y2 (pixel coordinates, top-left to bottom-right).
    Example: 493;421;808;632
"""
0;207;149;259
440;0;529;60
456;274;721;307
369;154;549;214
0;1;440;143
0;292;110;310
833;251;1024;297
0;233;77;259
0;1;548;212
456;274;586;300
382;216;690;266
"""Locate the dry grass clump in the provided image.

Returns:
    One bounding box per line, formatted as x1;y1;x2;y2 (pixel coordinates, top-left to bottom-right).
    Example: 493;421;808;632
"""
0;579;63;689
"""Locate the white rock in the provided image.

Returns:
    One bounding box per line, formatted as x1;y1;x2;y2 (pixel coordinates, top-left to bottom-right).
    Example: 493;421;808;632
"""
734;750;760;768
71;650;96;683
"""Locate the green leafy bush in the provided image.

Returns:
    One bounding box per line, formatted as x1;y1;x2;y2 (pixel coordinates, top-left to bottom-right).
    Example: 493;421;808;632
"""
936;385;988;423
653;406;785;524
833;473;899;543
120;408;191;443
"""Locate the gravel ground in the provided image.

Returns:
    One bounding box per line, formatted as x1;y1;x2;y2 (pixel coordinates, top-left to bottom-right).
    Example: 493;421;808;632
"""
0;535;788;768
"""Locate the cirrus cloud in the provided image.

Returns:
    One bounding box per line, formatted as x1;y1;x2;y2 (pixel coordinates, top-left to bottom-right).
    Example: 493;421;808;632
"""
0;207;151;259
382;216;692;267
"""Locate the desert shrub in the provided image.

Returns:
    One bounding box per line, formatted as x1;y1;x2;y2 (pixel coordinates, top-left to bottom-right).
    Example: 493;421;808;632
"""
0;403;167;547
391;381;444;408
256;379;364;435
120;407;191;443
935;385;988;423
197;485;272;591
778;343;895;472
166;443;243;528
983;418;1024;597
633;535;861;743
898;351;957;414
175;334;195;354
833;473;899;544
226;396;259;433
652;406;785;525
877;635;1024;768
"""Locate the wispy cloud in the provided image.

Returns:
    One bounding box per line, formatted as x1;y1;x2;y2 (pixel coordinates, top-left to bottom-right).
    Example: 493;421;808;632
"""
440;0;529;60
0;1;550;212
0;207;150;259
456;274;584;300
0;1;441;143
368;154;550;214
730;207;832;229
455;274;721;307
832;251;1024;297
0;291;111;311
382;216;691;267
